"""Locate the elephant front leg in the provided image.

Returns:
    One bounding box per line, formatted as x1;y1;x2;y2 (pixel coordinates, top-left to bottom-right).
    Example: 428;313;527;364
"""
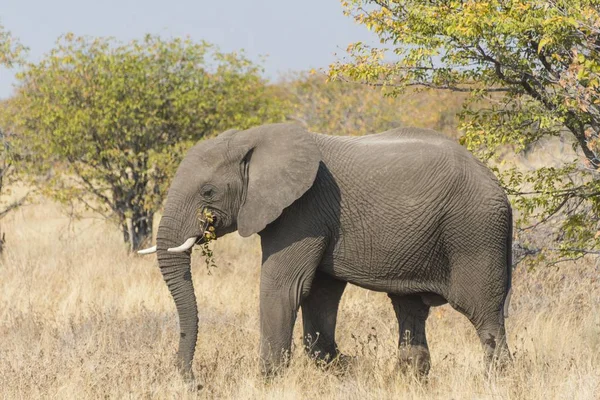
258;242;324;376
301;271;347;364
258;289;299;376
389;294;431;376
257;218;329;376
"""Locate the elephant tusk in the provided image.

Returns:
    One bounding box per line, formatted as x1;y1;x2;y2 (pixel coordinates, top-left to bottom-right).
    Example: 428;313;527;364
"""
167;236;198;253
137;245;157;255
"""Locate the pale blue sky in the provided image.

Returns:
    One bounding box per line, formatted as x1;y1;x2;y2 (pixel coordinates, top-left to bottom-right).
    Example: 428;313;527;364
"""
0;0;378;99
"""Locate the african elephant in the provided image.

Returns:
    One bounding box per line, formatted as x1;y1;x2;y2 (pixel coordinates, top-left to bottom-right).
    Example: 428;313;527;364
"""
139;123;512;378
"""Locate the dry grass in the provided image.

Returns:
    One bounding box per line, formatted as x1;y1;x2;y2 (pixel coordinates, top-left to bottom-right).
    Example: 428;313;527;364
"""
1;196;599;399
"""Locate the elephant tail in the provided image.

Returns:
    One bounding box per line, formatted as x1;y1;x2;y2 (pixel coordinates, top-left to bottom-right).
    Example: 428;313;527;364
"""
503;206;513;319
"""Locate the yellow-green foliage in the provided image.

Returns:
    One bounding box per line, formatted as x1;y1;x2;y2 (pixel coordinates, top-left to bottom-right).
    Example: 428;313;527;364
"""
332;0;600;264
0;24;27;218
282;72;465;137
199;209;218;274
3;34;287;250
0;22;26;68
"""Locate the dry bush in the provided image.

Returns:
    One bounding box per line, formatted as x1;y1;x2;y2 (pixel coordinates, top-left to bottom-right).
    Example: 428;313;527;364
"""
1;198;599;399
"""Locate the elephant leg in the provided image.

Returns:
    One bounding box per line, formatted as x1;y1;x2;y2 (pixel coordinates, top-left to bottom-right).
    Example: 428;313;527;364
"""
480;318;509;370
258;236;325;377
301;271;347;363
447;266;511;371
449;302;509;371
389;294;431;376
467;309;510;372
258;288;299;377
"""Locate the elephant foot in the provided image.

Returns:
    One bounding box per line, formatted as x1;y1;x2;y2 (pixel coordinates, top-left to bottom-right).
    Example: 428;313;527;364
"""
260;352;292;380
398;345;431;377
260;363;280;380
311;352;355;375
328;353;356;375
484;349;512;377
479;330;511;376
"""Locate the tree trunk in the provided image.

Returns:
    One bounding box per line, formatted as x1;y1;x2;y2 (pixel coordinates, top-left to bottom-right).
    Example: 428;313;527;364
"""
0;227;5;256
122;210;154;252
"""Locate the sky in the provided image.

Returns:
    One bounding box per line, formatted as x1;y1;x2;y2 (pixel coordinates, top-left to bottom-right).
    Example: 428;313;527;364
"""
0;0;379;99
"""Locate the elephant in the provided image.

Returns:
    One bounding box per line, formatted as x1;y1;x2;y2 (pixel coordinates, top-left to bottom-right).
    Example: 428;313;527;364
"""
139;123;512;379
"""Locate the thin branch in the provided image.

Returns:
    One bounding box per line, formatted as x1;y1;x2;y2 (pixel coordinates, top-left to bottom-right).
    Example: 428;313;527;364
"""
68;158;118;215
335;75;510;92
518;194;573;231
514;243;600;267
506;183;588;196
545;254;587;267
0;192;30;219
474;44;524;86
404;82;511;92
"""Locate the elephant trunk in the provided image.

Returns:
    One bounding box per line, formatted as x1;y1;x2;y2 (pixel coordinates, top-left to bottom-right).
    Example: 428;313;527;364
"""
156;212;199;378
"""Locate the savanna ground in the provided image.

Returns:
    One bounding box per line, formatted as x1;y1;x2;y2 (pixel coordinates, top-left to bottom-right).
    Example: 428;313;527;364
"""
1;177;599;399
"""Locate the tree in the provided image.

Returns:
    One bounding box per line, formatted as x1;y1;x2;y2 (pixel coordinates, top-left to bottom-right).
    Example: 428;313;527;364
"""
331;1;600;265
0;22;26;68
6;34;286;251
281;71;465;136
0;23;28;254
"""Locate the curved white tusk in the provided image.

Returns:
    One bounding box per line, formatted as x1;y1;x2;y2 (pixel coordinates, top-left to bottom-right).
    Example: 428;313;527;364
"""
167;236;198;253
137;245;157;255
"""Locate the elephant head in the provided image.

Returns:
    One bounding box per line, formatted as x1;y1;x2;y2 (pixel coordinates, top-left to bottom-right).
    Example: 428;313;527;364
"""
139;123;322;376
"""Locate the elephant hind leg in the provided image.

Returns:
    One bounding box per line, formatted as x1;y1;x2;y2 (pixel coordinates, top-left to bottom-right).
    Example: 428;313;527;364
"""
301;271;347;363
473;311;510;372
446;261;511;371
389;294;431;376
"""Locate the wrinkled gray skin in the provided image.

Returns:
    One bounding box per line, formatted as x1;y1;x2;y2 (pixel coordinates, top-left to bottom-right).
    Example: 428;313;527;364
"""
155;123;512;378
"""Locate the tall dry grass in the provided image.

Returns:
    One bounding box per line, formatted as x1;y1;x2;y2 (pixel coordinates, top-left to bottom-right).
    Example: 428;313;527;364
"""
1;195;599;399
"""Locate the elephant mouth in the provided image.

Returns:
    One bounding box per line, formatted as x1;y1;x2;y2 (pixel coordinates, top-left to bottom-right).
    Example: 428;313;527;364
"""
197;207;217;242
165;213;216;253
137;209;218;255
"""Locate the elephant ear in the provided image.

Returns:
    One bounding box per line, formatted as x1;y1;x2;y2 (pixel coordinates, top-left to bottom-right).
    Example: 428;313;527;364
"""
234;123;321;237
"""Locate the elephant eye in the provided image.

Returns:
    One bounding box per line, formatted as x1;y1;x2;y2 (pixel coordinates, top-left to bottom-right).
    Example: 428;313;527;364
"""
201;185;216;200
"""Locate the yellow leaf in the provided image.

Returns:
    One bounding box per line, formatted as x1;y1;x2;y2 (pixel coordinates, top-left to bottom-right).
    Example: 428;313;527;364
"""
538;37;551;53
